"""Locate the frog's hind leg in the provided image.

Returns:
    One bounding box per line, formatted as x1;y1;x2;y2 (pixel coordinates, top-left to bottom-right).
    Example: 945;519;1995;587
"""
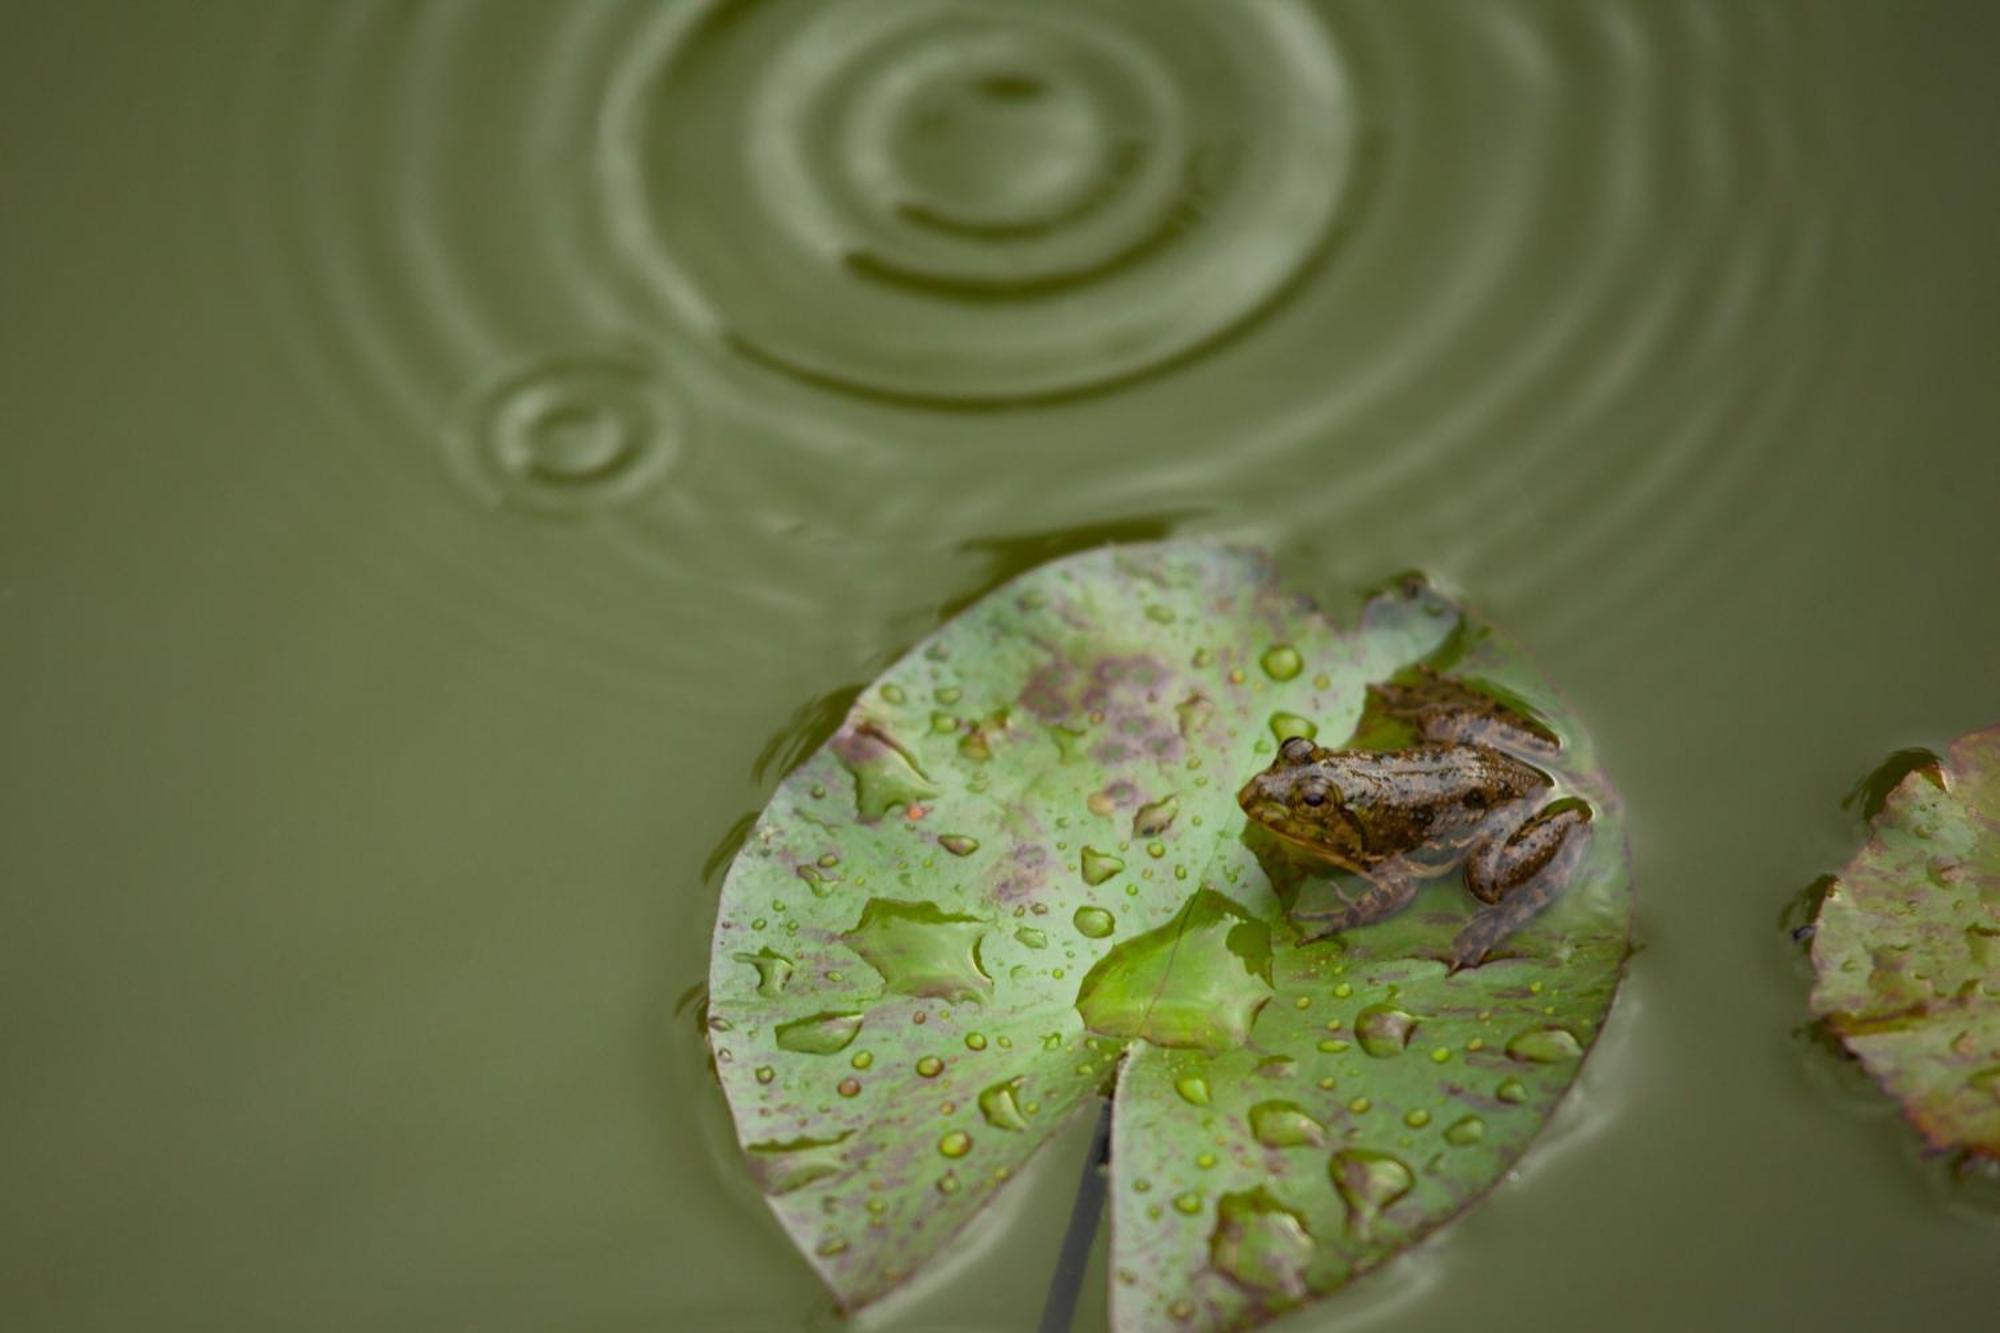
1371;668;1561;756
1292;870;1420;942
1450;803;1593;969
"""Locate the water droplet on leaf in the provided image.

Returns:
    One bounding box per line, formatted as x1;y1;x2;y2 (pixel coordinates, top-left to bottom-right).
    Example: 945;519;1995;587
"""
841;898;993;1002
1073;906;1117;939
1081;847;1125;886
1074;889;1274;1052
1209;1188;1314;1299
834;721;936;817
775;1011;863;1055
1330;1149;1414;1240
1176;693;1214;739
734;947;795;998
1133;794;1180;838
1444;1115;1486;1146
1269;713;1318;743
1506;1027;1583;1063
978;1079;1030;1132
1259;645;1303;682
1355;1005;1418;1057
1250;1100;1327;1148
748;1132;852;1195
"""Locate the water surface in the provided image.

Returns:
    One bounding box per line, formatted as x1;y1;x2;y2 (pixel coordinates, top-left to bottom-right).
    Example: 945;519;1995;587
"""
3;2;1998;1329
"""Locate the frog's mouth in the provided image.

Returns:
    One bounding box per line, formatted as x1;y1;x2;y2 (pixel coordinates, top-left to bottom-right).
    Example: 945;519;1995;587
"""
1236;779;1311;843
1235;777;1284;826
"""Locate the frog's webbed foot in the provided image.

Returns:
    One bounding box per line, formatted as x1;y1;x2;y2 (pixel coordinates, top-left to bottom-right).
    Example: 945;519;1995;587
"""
1450;802;1593;970
1291;871;1420;941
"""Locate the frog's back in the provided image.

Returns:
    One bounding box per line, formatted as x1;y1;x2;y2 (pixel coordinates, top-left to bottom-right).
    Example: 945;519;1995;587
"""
1333;743;1549;864
1335;743;1546;806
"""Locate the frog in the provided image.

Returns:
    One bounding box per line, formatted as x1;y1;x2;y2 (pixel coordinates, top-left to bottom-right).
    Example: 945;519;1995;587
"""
1236;667;1591;968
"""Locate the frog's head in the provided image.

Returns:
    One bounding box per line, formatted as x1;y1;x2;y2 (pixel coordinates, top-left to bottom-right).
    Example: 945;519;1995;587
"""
1237;736;1368;865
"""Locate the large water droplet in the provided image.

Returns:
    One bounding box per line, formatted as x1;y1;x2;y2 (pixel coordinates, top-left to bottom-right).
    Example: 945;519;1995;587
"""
794;865;838;898
978;1078;1030;1132
1354;1005;1418;1058
1074;905;1117;939
1016;926;1048;949
1133;794;1180;838
1175;1075;1211;1106
1249;1100;1326;1149
775;1011;863;1055
1329;1149;1414;1240
916;1055;944;1078
1506;1027;1583;1063
1081;846;1125;886
833;720;938;818
734;947;795;999
1074;889;1273;1052
938;1130;973;1158
841;898;992;1002
1496;1078;1528;1104
1259;645;1303;682
747;1131;853;1195
1444;1115;1486;1146
939;834;980;857
1209;1188;1314;1299
1269;712;1318;743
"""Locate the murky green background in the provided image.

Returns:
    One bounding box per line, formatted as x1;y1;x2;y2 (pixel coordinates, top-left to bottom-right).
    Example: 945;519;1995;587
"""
4;2;1997;1329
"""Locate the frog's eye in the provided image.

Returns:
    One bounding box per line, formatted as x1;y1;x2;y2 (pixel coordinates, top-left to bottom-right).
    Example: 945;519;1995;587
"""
1280;736;1315;766
1300;782;1330;807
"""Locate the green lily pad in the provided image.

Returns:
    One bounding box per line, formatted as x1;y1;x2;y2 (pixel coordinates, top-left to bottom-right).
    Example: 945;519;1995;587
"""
705;543;1630;1330
1809;726;2000;1159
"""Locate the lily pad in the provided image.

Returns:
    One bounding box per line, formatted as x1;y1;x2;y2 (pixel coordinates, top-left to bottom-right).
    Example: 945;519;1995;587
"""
706;543;1630;1331
1809;726;2000;1158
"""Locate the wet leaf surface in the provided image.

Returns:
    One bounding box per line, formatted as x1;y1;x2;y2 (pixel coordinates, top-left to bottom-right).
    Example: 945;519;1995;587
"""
705;543;1630;1330
1810;727;2000;1159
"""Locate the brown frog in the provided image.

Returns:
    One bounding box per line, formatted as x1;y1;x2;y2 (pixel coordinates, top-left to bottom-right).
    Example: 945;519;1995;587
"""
1236;668;1591;968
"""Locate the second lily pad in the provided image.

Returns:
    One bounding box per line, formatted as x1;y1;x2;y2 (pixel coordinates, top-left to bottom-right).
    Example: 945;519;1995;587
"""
1809;726;2000;1159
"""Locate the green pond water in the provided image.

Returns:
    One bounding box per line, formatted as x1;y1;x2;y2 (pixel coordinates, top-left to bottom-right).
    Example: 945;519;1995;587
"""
3;2;1997;1329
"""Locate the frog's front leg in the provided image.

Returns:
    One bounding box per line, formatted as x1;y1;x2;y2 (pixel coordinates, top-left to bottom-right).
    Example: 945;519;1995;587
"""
1293;868;1420;941
1450;802;1592;968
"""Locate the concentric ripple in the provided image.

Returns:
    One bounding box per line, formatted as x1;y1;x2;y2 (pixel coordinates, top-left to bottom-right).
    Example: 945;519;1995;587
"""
451;355;688;515
601;0;1355;406
221;0;1869;687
